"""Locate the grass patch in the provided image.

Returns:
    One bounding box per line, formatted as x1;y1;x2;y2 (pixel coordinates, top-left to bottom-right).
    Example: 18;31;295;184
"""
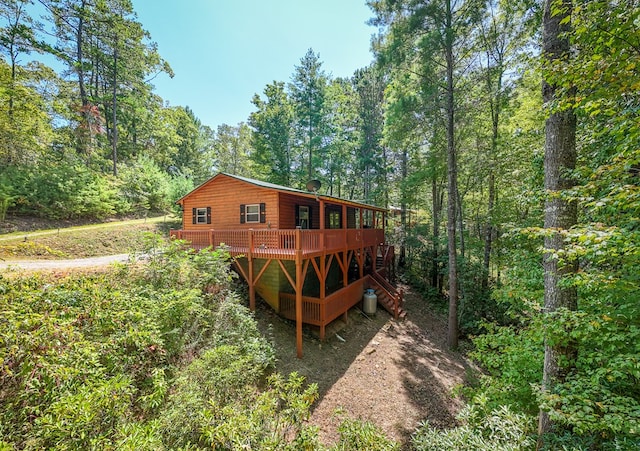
0;219;181;259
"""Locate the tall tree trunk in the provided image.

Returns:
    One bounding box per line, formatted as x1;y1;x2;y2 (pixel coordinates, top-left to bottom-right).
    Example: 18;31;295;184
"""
538;0;578;444
399;146;408;267
483;171;495;288
432;177;440;291
111;42;118;176
76;0;88;109
445;0;459;350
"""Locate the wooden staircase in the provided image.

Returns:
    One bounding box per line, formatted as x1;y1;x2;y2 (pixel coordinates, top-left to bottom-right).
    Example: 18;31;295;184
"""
365;271;405;320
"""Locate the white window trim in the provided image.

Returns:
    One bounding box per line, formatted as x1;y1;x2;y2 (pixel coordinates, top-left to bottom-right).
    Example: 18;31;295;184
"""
196;207;208;224
245;204;260;223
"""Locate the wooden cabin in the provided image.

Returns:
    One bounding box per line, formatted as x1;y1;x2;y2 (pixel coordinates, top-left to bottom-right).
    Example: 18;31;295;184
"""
170;173;403;357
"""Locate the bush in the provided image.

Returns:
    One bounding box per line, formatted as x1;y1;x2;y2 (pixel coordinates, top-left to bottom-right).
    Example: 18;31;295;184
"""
0;161;124;219
167;174;194;216
0;237;309;449
411;400;535;451
118;156;172;213
331;415;400;451
199;372;320;450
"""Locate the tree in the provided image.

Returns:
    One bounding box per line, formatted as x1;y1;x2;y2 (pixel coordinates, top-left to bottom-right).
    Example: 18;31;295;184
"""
323;77;359;198
212;122;253;178
289;48;328;181
39;0;94;156
537;0;577;442
369;0;483;349
475;0;534;288
249;81;294;186
354;65;387;205
37;0;172;167
0;0;37;119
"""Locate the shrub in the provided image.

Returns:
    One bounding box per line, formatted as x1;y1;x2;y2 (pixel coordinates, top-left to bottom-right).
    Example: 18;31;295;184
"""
199;372;320;450
411;400;536;451
118;156;172;213
0;161;123;219
331;415;400;451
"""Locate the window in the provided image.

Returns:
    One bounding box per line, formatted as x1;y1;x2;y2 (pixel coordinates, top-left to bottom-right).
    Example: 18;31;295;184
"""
192;207;211;224
240;203;266;224
298;205;310;229
245;204;260;223
329;210;341;229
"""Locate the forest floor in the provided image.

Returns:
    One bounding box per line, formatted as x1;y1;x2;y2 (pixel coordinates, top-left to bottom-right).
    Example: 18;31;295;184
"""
254;282;471;448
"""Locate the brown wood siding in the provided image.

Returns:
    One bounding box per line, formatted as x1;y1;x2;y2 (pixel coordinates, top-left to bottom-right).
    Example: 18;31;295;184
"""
278;192;320;229
181;174;279;230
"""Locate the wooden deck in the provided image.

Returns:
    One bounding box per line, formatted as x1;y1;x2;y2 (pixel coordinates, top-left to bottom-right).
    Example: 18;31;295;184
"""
170;227;397;358
169;228;386;259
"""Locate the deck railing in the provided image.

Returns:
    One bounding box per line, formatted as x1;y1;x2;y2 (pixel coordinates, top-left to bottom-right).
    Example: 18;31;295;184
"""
170;228;385;259
279;278;365;326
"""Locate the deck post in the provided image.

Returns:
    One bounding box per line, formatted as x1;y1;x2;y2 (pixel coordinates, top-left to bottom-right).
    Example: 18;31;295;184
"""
383;211;386;236
319;199;326;299
295;228;303;358
209;229;214;247
248;229;255;311
359;208;364;279
342;204;348;287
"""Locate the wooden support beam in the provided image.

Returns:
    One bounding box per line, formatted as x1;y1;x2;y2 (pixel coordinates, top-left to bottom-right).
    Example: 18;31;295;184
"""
295;228;303;358
232;258;248;282
325;253;334;278
254;258;273;285
277;259;296;290
319;256;325;299
359;209;364;279
248;229;255;311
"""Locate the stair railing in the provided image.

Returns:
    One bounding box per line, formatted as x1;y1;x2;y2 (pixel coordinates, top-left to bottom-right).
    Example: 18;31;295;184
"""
366;272;403;319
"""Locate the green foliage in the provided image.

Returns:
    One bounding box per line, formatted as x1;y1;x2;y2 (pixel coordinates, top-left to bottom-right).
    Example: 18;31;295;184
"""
412;400;536;451
0;240;68;258
197;372;319;450
35;375;135;449
167;174;195;216
0;160;125;220
0;237;310;449
250;81;295;186
118;156;172;213
138;233;237;291
330;415;400;451
469;323;543;415
0;184;11;221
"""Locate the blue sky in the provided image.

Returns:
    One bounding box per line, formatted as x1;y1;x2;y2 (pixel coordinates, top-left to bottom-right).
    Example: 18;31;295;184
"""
132;1;377;130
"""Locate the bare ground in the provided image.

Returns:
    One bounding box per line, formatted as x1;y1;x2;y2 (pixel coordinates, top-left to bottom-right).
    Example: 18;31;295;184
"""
254;282;471;448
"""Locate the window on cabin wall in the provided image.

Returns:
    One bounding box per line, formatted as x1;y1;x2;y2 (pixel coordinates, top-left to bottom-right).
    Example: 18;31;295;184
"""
296;205;310;229
240;203;266;224
192;207;211;224
329;210;341;229
245;204;260;223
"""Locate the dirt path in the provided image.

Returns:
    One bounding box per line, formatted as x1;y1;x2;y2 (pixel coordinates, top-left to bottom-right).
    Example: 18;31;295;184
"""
254;282;470;448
